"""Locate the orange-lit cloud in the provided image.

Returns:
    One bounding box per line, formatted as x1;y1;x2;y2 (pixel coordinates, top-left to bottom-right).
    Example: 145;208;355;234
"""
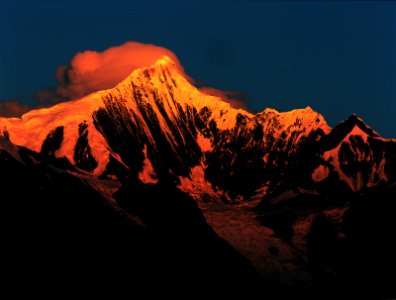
1;41;248;117
55;41;187;99
0;101;30;118
199;87;249;110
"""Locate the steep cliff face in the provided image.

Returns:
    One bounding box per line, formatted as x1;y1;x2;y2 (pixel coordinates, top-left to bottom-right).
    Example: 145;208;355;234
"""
1;56;395;202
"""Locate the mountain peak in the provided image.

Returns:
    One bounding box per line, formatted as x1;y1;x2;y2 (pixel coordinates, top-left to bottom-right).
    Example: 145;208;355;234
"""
341;113;381;138
314;113;384;155
154;55;176;67
259;105;331;135
145;55;178;74
117;55;180;88
1;54;394;199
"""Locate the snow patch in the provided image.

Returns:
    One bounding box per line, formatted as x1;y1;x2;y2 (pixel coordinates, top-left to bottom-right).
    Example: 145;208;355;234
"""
323;145;358;191
178;165;219;201
312;165;330;182
249;183;270;202
1;93;111;174
138;145;158;184
348;125;369;143
196;133;212;152
368;156;388;187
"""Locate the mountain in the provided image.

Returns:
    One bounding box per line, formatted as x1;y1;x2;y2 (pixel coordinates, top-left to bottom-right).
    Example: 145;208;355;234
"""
1;56;394;200
1;56;395;298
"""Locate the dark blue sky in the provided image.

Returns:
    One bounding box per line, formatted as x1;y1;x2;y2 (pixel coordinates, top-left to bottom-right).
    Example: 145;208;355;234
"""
1;0;395;137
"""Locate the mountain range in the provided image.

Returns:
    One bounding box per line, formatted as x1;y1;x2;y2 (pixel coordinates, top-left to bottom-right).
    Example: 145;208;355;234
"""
1;56;395;298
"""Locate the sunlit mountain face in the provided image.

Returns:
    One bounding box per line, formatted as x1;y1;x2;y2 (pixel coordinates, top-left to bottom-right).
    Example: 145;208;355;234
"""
1;56;395;298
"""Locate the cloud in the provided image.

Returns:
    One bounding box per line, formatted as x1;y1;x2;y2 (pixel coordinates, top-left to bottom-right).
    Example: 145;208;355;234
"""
1;41;248;117
198;87;250;110
33;88;60;105
0;101;31;118
55;41;187;99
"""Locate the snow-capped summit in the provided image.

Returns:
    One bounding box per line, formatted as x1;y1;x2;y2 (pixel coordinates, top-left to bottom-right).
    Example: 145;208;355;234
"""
0;56;395;201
